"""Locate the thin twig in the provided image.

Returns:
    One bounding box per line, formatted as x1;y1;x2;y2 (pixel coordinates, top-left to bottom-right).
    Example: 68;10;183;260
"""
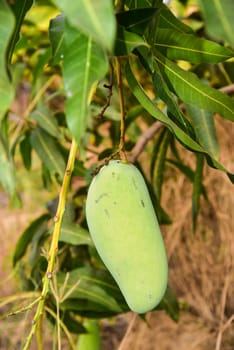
129;121;164;163
115;57;127;161
22;138;78;350
118;313;137;350
97;59;114;119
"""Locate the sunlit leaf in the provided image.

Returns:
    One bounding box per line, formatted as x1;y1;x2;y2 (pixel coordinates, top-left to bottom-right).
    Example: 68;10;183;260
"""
154;50;234;122
186;104;219;159
0;0;15;120
63;22;108;144
155;29;234;63
55;0;116;52
197;0;234;48
125;60;234;181
159;4;194;34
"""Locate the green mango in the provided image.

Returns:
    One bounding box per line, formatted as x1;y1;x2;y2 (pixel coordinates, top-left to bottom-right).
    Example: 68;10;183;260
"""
86;160;168;314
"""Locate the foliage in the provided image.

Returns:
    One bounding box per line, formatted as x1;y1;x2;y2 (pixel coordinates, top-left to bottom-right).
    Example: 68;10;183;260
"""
0;0;234;348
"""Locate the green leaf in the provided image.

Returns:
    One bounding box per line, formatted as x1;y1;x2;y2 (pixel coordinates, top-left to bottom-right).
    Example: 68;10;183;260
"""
154;50;234;122
158;4;194;34
197;0;234;48
186;104;219;159
63;22;108;144
0;135;15;196
192;154;204;232
167;159;207;199
115;25;149;56
125;60;234;181
7;0;33;64
30;128;66;180
49;14;64;65
30;106;63;140
13;213;50;266
158;286;179;321
125;0;156;9
19;131;32;170
59;222;93;246
0;0;15;120
55;0;116;52
152;129;171;201
57;266;126;312
116;8;160;35
152;65;195;136
155;29;234;63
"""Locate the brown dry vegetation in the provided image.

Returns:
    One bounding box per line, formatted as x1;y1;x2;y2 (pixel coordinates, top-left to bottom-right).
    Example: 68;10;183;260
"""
0;117;234;349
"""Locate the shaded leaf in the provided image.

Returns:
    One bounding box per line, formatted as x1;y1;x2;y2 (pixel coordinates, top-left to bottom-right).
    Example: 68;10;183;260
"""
55;0;116;52
155;29;234;63
166;159;207;199
63;22;108;144
158;286;179;321
30;128;66;180
158;4;194;34
49;14;64;65
0;0;15;120
154;50;234;122
30;106;63;140
13;213;51;266
115;25;149;56
19;131;32;170
7;0;33;64
152;129;171;201
116;8;160;35
186;104;219;159
197;0;234;48
57;266;126;312
59;222;93;246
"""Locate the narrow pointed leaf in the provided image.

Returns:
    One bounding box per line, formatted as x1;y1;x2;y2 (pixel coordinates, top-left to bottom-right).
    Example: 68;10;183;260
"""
0;0;15;119
0;137;15;196
186;104;219;159
7;0;33;64
197;0;234;48
125;60;234;181
57;267;125;312
30;106;63;140
13;213;50;266
192;154;204;232
116;8;160;35
115;26;149;56
55;0;116;52
154;51;234;122
159;4;194;34
63;22;108;145
49;14;64;65
30;128;66;180
152;129;171;200
155;29;234;63
59;222;93;246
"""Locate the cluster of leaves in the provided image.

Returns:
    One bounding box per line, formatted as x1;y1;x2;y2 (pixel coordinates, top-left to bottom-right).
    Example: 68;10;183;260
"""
1;0;234;345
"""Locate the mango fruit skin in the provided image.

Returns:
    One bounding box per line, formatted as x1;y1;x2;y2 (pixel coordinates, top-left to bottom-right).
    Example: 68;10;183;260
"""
86;160;168;314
